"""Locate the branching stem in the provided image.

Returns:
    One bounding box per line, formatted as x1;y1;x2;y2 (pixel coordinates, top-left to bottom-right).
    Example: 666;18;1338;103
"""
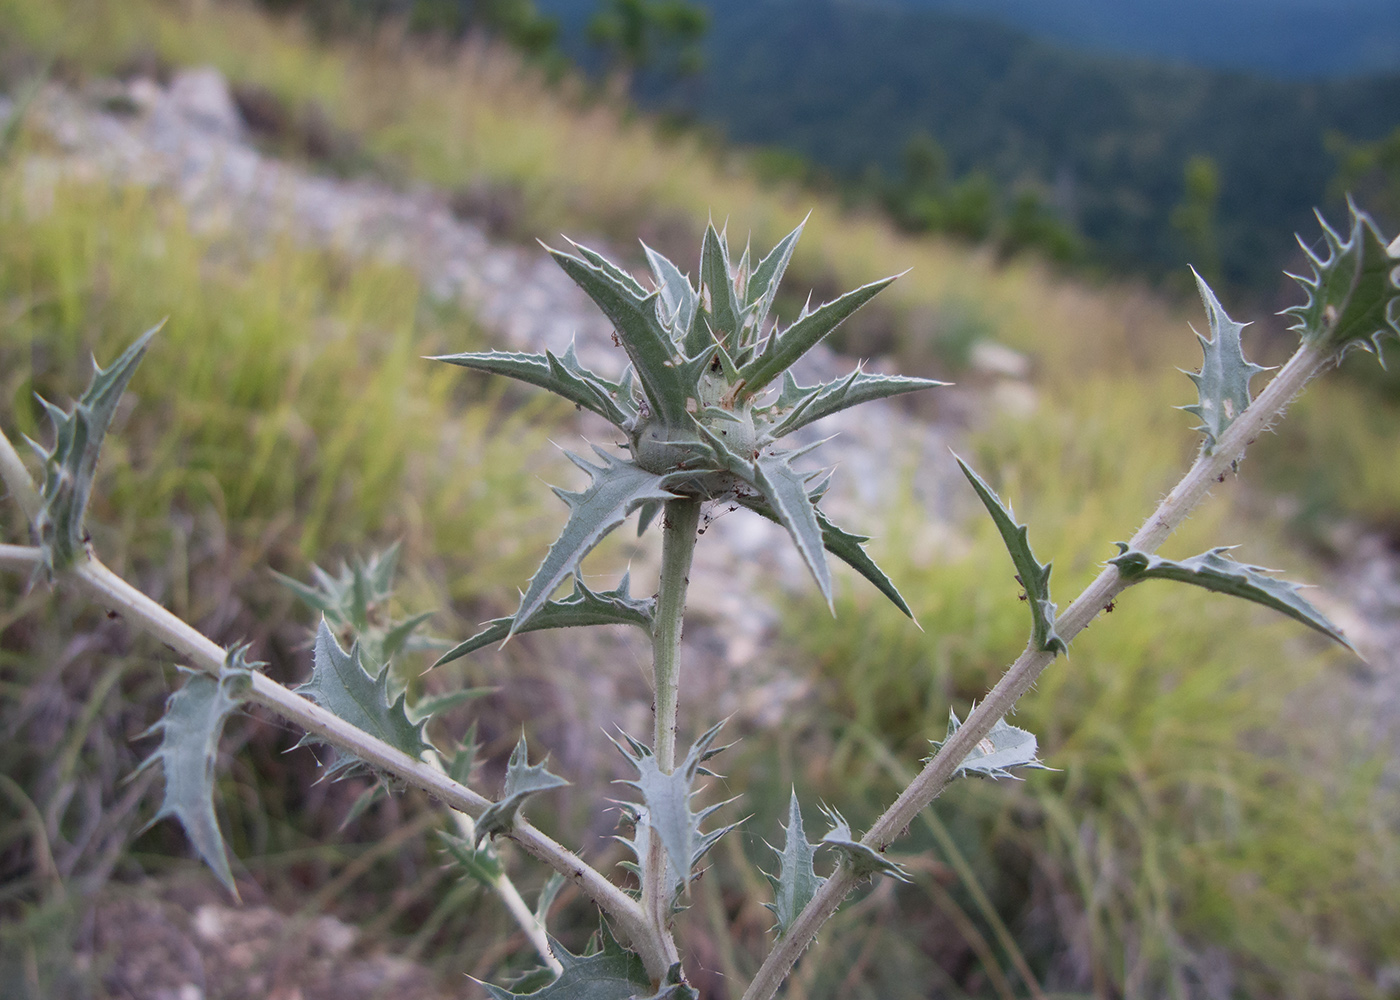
641;496;702;974
0;540;657;972
741;342;1330;1000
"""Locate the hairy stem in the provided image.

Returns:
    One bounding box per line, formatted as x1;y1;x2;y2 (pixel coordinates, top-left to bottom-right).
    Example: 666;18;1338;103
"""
652;497;702;771
742;342;1329;1000
642;496;702;975
428;754;562;976
0;543;661;971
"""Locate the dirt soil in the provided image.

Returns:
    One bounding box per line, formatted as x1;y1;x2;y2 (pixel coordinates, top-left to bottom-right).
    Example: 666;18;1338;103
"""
80;879;459;1000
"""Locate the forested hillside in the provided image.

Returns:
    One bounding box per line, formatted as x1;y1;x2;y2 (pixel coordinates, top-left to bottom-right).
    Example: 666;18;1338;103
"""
545;0;1400;291
885;0;1400;78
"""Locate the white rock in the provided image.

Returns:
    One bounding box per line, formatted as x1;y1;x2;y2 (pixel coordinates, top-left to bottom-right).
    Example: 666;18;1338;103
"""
166;67;243;139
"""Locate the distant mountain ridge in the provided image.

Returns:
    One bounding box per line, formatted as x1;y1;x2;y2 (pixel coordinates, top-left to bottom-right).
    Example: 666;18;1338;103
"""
540;0;1400;289
883;0;1400;79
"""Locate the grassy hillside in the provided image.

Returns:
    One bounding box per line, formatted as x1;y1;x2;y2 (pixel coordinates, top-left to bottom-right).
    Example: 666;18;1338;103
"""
2;2;1399;998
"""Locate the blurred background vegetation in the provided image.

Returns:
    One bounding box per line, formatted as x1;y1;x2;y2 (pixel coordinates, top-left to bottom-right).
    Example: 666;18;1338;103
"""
1;0;1399;998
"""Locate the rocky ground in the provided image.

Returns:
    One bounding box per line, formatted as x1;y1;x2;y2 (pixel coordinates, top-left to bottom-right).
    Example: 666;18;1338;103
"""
6;66;1399;1000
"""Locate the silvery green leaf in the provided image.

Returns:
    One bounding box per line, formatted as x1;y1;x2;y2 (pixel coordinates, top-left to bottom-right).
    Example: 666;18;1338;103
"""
440;828;505;883
934;709;1051;780
31;322;160;576
515;452;677;636
734;492;914;618
956;456;1066;654
762;367;946;438
405;685;495;725
1179;271;1270;454
548;245;692;425
700;223;744;354
1283;202;1400;359
277;546;438;682
136;644;257;896
738;274;899;398
275;544;396;634
430;344;633;427
296;622;428;777
475;733;570;845
745;217;806;327
763;789;825;935
564;237;650;298
636;499;662;537
643;242;700;350
536;871;566;925
1109;544;1350;647
339;782;387;830
479;925;652;1000
817;804;911;883
615;721;732;894
434;574;654;667
753;451;832;608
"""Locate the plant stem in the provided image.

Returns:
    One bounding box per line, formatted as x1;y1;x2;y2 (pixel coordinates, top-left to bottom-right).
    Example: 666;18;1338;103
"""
428;754;562;976
741;342;1329;1000
0;542;660;972
652;497;702;771
638;496;702;977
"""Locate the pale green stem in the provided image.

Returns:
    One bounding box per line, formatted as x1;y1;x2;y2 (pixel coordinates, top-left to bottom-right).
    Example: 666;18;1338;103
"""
0;424;642;971
652;497;702;771
428;754;562;976
0;537;660;973
641;496;702;975
741;342;1331;1000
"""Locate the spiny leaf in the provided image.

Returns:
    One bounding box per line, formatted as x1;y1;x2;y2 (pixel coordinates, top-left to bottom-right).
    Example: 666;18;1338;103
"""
405;685;495;725
1283;202;1400;359
430;344;633;428
736;493;914;618
615;721;732;895
441;828;506;883
565;237;650;298
275;545;436;670
642;242;699;350
933;709;1052;780
536;871;566;925
31;322;160;576
752;451;832;608
339;782;387;831
515;451;678;636
763;788;825;935
1179;271;1270;453
956;456;1065;654
614;800;738;903
738;274;899;399
745;217;806;326
817;805;911;883
700;223;744;354
1109;544;1350;647
433;574;654;668
296;622;428;777
548;245;692;425
475;733;570;845
136;644;257;896
762;367;946;438
479;925;669;1000
636;499;662;537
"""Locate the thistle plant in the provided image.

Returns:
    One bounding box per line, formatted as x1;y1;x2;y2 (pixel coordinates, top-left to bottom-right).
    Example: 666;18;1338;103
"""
1;205;1397;999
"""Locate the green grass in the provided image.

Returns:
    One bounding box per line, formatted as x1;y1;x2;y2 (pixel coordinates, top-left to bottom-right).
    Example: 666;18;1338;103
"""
779;373;1400;998
2;3;1399;997
0;158;569;994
